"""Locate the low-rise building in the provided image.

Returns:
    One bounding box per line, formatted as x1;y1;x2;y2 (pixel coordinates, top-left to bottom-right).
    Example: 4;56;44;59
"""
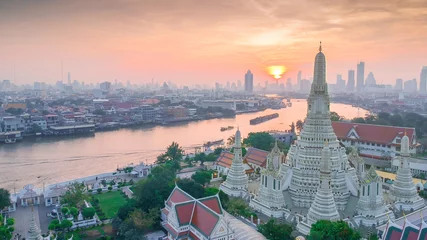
200;100;236;111
213;151;253;175
332;122;418;159
1;116;25;132
244;147;269;172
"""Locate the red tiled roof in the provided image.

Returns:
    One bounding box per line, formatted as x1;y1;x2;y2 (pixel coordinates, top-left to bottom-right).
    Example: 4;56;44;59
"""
332;122;416;146
175;202;196;225
190;202;220;237
198;196;222;214
189;231;201;240
215;152;233;168
166;187;194;207
384;224;403;240
163;223;178;237
244;148;269;167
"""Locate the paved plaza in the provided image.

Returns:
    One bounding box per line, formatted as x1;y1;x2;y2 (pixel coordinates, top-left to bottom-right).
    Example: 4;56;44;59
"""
9;200;55;239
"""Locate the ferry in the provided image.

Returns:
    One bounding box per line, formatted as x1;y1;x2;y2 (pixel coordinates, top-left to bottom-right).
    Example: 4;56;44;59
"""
220;126;234;132
250;113;279;125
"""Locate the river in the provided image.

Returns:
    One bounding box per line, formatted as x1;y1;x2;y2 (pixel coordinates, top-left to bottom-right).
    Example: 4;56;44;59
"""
0;100;368;190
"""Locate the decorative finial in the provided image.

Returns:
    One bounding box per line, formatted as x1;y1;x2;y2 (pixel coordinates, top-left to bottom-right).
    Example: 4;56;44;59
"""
319;41;322;52
324;140;328;147
404;129;407;136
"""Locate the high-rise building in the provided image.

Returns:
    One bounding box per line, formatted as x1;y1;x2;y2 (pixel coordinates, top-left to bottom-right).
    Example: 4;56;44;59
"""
68;72;71;85
286;78;292;90
244;70;253;93
336;74;345;92
100;81;111;92
404;79;417;92
356;62;365;92
297;71;302;91
420;66;427;93
395;78;403;91
347;70;355;91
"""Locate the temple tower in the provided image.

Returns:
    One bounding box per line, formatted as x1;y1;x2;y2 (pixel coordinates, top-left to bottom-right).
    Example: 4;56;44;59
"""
220;128;249;197
355;167;391;226
287;42;354;210
250;141;287;217
389;134;424;211
27;208;43;240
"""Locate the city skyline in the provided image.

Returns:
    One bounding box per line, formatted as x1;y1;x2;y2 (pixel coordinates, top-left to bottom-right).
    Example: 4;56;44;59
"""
0;0;426;85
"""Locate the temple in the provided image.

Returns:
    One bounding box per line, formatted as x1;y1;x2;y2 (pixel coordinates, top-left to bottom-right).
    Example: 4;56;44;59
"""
220;128;249;197
389;134;424;211
297;143;340;234
249;141;287;217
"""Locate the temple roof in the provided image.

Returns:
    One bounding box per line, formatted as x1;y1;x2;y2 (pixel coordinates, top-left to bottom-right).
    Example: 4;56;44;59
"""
166;186;194;207
362;167;380;184
244;147;269;167
332;121;416;145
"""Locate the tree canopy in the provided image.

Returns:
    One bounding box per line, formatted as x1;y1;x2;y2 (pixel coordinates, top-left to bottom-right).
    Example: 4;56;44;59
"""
243;132;289;152
0;214;14;240
156;142;184;170
330;111;344;121
0;188;10;211
61;182;88;208
191;170;212;187
308;220;361;240
258;219;293;240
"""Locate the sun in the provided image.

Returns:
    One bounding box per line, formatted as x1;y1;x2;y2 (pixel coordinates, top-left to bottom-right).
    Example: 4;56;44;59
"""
267;66;287;79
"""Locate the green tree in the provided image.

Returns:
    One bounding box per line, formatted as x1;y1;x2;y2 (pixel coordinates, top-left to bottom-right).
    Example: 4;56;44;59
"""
258;219;293;240
82;207;96;219
61;207;69;215
60;219;73;230
0;188;10;212
62;182;88;208
351;117;366;124
134;164;176;212
156;142;184;170
69;207;79;219
296;120;304;132
243;132;276;151
5;108;24;115
214;147;224;155
177;178;205;198
308;220;361;240
330;111;343;121
191;170;212;187
368;233;379;240
0;215;14;240
224;198;254;218
289;122;296;133
227;135;235;146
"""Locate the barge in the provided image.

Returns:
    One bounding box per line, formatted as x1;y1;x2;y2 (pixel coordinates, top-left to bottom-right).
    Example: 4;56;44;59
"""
250;113;279;125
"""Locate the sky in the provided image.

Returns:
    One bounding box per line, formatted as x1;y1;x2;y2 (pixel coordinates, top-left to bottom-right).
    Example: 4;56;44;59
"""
0;0;426;86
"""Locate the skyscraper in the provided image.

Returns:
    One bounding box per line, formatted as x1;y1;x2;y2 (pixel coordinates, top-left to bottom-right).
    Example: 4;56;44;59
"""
297;71;302;90
347;70;355;91
420;66;427;93
286;78;292;90
68;72;71;85
244;70;253;93
395;78;403;91
356;62;365;92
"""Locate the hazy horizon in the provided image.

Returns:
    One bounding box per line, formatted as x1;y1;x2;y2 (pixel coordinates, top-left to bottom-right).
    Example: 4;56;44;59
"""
1;0;426;86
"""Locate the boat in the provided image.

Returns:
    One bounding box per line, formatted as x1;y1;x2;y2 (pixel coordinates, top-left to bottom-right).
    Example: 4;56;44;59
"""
220;126;234;131
204;139;224;148
287;102;292;107
5;138;16;144
250;113;279;125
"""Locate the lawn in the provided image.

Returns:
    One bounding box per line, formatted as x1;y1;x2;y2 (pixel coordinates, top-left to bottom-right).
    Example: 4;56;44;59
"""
94;191;127;219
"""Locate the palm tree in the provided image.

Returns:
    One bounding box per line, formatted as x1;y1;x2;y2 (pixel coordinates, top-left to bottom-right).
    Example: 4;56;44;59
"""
296;120;304;133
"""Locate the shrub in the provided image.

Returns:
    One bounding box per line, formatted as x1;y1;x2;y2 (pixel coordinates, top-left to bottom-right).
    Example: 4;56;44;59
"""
61;207;69;215
88;189;93;193
82;207;96;219
108;186;112;191
97;188;102;193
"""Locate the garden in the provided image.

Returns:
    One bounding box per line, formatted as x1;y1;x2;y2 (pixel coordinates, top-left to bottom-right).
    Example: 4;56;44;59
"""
93;191;127;219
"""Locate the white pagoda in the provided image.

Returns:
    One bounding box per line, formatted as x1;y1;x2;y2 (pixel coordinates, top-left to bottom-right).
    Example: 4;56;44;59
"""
27;209;43;240
297;143;340;235
220;128;249;197
354;166;392;227
250;141;287;217
389;134;424;211
285;43;359;211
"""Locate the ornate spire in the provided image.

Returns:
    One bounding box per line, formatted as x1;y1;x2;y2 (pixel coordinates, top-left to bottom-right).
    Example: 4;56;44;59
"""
319;41;322;52
27;208;43;240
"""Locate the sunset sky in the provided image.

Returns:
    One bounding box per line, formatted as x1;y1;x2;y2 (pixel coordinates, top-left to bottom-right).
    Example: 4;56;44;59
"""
0;0;426;86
